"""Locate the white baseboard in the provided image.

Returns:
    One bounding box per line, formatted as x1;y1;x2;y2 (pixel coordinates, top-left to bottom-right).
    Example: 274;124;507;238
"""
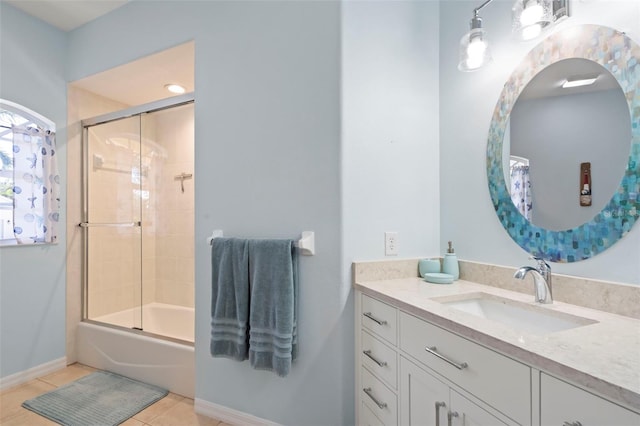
0;357;67;392
194;398;281;426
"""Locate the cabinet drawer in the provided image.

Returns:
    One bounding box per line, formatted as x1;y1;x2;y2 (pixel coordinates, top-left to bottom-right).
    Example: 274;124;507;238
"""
541;373;640;426
360;400;385;426
361;330;397;390
400;312;530;425
362;294;397;345
361;367;398;426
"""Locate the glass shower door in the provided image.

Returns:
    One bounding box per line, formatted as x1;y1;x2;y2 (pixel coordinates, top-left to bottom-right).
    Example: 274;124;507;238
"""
83;115;143;330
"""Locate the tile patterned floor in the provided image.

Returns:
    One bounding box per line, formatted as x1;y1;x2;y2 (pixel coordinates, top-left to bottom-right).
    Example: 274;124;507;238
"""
0;364;229;426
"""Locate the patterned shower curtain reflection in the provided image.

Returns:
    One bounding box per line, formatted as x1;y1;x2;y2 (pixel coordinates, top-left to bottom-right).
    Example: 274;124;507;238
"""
12;126;60;243
510;165;532;221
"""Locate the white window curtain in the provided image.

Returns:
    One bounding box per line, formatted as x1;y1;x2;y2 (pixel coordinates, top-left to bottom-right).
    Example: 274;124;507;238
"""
12;125;60;244
510;165;532;221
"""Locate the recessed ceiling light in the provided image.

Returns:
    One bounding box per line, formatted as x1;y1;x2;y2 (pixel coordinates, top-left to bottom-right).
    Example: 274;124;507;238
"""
165;84;186;94
562;77;598;89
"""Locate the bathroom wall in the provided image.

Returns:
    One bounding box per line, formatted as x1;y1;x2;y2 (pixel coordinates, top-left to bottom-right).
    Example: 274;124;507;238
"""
66;2;346;424
0;5;67;378
440;0;640;284
342;0;441;270
511;89;630;231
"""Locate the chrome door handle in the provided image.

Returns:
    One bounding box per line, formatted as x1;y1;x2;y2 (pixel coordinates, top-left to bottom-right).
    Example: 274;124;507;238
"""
435;401;446;426
447;410;459;426
362;350;387;367
363;312;388;326
79;221;141;228
426;346;468;370
563;422;582;426
362;387;387;409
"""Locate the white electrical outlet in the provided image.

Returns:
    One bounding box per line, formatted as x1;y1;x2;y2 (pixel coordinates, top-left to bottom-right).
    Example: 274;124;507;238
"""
385;232;398;256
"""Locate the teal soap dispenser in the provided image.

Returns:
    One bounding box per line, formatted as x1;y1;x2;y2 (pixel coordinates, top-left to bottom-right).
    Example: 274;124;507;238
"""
442;241;459;280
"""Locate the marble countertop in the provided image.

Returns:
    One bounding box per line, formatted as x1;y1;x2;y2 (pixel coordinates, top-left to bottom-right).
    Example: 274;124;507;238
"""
354;277;640;411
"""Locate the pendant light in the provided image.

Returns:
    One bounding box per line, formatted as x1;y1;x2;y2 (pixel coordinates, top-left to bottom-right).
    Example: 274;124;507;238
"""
458;11;492;72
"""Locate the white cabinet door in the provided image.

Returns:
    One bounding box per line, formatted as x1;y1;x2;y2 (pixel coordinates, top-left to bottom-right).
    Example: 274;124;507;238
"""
449;390;510;426
540;373;640;426
400;357;449;426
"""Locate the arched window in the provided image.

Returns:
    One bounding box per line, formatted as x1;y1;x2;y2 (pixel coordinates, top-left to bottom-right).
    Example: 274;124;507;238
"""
0;99;60;245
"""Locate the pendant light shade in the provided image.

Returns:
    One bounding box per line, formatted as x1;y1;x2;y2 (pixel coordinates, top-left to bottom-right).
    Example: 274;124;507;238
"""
512;0;553;41
458;15;492;72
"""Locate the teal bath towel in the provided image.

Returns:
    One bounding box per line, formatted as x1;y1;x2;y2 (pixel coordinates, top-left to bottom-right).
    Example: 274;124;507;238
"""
210;238;250;360
248;239;298;377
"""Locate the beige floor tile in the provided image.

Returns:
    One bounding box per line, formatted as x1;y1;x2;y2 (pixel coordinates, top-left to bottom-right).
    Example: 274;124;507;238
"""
133;392;185;423
37;363;97;387
147;400;221;426
120;417;146;426
0;380;56;421
0;410;58;425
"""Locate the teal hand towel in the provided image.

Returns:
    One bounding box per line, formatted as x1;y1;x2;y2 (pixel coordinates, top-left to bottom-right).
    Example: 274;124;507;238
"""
210;238;250;361
248;239;298;377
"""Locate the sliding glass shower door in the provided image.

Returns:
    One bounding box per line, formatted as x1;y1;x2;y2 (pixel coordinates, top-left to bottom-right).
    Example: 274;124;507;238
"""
83;115;144;330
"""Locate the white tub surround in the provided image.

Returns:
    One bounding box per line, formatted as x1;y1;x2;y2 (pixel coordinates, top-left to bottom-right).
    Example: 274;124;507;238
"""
77;321;194;398
353;259;640;418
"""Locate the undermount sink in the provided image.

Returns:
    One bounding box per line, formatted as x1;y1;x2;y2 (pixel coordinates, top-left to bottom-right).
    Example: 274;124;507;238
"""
434;293;597;335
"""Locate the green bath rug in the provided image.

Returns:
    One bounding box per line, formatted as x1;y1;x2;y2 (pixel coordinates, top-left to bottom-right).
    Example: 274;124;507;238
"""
22;370;168;426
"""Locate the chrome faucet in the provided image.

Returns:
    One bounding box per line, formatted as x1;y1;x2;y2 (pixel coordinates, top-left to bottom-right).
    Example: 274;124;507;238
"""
514;257;553;304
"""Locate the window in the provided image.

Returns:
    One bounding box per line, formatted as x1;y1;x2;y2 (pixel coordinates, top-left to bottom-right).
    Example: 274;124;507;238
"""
0;99;59;245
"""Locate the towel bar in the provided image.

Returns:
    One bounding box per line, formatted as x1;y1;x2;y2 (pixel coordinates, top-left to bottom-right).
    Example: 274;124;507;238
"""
207;229;315;256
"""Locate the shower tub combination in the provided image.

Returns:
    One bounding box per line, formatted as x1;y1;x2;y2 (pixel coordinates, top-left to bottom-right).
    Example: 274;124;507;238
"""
77;95;195;398
77;304;194;397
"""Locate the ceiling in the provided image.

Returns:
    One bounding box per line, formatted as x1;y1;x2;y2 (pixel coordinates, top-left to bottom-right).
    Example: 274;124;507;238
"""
4;0;130;32
70;41;194;106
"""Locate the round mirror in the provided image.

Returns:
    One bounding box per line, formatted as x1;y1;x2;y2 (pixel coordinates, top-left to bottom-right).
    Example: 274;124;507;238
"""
503;58;631;231
487;25;640;262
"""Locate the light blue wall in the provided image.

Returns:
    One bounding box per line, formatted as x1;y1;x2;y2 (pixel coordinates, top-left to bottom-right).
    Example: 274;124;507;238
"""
440;0;640;284
511;89;630;231
342;0;441;270
0;4;67;378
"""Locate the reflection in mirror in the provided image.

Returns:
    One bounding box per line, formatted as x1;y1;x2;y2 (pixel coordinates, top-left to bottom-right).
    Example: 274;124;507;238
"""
503;58;631;231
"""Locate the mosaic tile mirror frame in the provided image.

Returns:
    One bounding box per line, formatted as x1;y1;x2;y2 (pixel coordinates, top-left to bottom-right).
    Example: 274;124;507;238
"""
487;24;640;262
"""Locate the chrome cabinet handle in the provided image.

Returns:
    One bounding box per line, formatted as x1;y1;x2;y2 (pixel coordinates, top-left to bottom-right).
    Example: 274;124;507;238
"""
563;422;582;426
426;346;468;370
435;401;446;426
363;350;387;367
362;387;387;409
363;312;387;326
79;221;141;228
447;410;459;426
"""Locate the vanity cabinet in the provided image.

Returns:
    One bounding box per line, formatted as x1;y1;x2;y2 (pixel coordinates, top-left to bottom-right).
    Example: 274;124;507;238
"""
357;293;524;426
399;311;527;426
356;290;640;426
401;356;511;426
540;373;640;426
358;294;399;425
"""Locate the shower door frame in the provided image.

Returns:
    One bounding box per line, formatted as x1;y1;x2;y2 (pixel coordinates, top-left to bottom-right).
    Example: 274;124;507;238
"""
80;93;195;335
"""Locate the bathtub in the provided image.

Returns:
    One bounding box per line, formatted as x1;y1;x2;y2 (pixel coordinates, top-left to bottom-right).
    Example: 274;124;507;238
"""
77;303;195;397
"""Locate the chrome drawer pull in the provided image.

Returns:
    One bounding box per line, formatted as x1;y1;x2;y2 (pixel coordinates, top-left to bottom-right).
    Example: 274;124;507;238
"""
563;422;582;426
425;346;468;370
447;410;459;426
362;387;387;409
362;350;387;367
363;312;388;326
435;401;446;426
